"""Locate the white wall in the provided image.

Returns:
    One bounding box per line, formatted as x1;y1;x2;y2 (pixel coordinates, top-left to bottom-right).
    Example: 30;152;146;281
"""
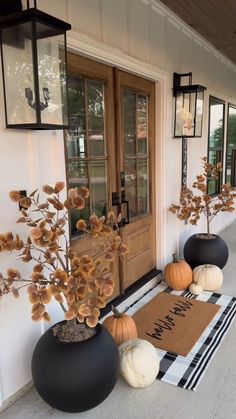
1;0;236;407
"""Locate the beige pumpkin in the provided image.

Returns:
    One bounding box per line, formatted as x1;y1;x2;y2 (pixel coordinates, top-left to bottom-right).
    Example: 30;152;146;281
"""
193;264;223;291
189;283;203;295
118;338;160;388
164;253;192;290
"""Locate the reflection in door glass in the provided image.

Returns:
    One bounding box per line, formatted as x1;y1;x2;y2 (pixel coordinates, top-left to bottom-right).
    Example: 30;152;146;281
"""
87;80;105;156
138;159;149;214
67;161;89;238
90;161;108;217
137;95;148;155
67;76;86;158
208;97;224;194
123;89;149;220
125;159;137;218
226;105;236;185
66;72;108;239
124;91;136;157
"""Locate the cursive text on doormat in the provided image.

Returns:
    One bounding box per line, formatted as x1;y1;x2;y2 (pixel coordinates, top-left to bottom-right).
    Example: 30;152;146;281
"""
133;292;220;356
146;299;193;341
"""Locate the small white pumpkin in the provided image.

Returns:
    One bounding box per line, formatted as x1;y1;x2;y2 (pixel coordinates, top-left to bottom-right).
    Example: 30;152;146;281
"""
193;264;223;291
189;283;203;295
118;338;160;388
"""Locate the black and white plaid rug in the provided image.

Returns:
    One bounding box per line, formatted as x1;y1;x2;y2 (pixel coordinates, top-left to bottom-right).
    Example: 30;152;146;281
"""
125;282;236;391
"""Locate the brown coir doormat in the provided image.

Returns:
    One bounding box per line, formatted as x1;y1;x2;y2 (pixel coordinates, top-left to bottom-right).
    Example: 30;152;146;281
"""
132;292;220;356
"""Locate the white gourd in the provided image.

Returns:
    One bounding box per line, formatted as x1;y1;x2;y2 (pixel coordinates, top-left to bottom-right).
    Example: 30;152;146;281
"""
118;338;160;388
193;264;223;291
189;283;203;295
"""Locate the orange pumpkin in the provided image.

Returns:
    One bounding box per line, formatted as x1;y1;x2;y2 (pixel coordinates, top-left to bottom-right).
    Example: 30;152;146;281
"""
103;306;138;346
164;253;192;290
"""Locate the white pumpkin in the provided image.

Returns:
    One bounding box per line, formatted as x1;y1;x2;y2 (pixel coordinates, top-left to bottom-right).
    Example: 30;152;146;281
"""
118;338;160;388
189;283;203;295
193;264;223;291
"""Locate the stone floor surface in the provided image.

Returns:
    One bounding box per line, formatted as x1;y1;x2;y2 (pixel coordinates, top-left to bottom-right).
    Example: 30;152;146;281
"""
1;222;236;419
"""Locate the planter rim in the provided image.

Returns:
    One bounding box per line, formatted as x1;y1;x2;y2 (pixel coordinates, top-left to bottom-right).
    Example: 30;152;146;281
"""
191;233;219;239
46;321;102;346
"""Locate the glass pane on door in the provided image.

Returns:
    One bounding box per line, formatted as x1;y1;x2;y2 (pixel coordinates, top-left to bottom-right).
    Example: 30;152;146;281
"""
125;159;137;218
67;161;89;237
138;159;149;214
87;80;105;157
226;105;236;185
66;69;109;239
90;161;108;217
124;91;136;157
123;89;150;220
137;95;148;155
208;97;224;194
67;75;86;158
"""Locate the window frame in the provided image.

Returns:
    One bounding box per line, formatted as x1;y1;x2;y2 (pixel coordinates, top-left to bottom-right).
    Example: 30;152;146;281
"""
207;95;225;195
225;102;236;186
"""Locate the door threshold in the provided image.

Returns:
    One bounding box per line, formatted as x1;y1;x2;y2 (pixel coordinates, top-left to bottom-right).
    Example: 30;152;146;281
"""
100;268;162;318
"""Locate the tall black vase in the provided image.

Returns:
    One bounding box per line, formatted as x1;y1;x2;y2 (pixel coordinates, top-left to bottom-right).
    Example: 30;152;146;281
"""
183;233;228;270
31;322;119;413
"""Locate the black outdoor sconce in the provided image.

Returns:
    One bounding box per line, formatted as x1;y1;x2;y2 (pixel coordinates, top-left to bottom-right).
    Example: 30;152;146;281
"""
0;0;71;129
173;72;206;138
173;72;206;187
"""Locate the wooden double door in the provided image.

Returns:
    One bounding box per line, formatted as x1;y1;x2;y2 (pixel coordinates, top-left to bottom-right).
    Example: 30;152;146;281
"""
65;53;156;297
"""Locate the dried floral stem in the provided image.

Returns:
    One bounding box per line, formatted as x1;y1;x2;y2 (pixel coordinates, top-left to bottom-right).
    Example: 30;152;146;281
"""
55;251;67;271
59;302;67;313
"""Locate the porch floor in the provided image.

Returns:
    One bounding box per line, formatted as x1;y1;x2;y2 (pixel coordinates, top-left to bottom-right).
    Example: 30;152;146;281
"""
2;222;236;419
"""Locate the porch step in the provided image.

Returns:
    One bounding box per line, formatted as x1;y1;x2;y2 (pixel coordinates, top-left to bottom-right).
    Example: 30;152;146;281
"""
100;268;162;319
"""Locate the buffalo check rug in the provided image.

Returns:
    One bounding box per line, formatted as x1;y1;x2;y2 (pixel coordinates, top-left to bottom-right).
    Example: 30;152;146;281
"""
124;281;236;391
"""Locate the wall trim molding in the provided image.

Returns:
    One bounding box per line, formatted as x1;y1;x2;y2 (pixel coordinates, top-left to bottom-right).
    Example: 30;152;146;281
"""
0;381;33;413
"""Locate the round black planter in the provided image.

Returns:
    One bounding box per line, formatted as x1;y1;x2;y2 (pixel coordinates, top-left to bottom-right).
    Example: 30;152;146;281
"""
31;322;119;413
183;233;228;269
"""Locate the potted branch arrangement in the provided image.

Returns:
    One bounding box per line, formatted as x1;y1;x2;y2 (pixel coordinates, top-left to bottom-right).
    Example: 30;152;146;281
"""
0;182;128;413
170;157;236;269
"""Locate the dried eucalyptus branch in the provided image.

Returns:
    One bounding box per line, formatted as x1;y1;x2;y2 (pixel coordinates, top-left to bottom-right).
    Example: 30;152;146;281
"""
169;157;236;238
0;183;128;327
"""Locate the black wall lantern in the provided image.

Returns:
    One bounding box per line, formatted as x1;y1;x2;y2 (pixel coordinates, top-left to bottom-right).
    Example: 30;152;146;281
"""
0;0;71;129
173;72;206;138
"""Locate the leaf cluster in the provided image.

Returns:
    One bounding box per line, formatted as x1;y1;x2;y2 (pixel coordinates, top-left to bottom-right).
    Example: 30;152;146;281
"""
169;157;236;234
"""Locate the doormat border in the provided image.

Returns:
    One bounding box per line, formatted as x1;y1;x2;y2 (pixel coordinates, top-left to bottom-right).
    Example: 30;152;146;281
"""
126;282;236;391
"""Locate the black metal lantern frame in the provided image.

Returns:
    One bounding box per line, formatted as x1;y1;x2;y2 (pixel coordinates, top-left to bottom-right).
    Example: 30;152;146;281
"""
173;72;206;138
0;1;71;129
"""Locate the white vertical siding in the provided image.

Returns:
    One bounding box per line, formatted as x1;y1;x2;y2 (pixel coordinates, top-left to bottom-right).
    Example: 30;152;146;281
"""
101;0;129;52
150;5;166;69
68;0;102;42
128;0;150;62
164;18;181;72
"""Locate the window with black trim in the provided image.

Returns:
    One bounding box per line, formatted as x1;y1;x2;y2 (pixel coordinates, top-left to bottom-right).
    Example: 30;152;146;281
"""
225;104;236;186
208;96;225;195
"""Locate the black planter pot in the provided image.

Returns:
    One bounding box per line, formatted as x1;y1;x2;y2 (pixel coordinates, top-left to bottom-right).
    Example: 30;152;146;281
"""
31;322;119;413
183;233;228;270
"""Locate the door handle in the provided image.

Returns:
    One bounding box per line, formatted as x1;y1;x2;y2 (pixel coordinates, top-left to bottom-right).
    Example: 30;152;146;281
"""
112;192;129;226
121;199;129;225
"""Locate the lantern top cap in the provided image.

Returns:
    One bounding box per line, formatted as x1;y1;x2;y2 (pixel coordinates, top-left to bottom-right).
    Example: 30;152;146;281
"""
173;72;206;97
0;7;71;31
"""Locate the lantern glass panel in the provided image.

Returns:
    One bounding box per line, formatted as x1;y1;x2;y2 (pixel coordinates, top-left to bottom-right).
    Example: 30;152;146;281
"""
195;90;204;137
36;22;68;126
1;22;37;125
175;91;196;137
